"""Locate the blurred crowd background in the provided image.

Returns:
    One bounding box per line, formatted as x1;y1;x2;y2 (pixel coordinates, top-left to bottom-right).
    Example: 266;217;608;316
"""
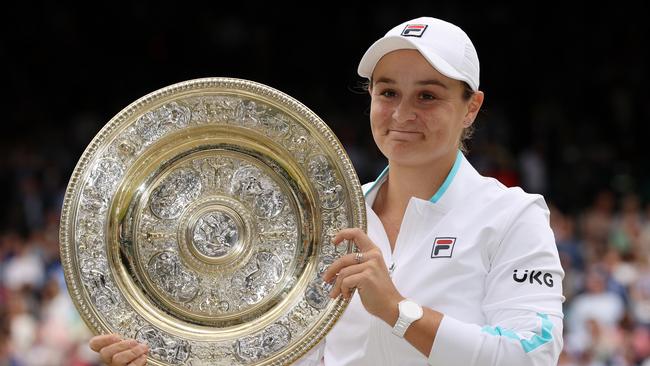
1;3;649;365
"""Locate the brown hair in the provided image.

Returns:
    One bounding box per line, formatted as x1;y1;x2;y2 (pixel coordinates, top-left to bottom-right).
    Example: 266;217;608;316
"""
459;82;475;153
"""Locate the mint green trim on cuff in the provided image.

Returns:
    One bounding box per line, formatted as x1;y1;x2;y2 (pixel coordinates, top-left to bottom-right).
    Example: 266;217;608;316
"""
481;313;554;353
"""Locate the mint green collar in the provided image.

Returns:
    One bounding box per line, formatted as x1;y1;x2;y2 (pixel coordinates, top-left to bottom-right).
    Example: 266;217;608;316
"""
365;150;463;203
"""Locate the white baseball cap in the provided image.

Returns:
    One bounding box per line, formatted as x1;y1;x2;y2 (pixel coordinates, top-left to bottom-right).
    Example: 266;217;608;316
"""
357;17;480;91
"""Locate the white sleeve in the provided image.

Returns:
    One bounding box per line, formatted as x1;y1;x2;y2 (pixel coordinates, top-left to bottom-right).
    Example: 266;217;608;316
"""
292;340;325;366
429;196;565;366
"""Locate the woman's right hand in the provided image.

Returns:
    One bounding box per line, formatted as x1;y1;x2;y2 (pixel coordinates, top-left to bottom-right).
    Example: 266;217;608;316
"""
89;334;149;366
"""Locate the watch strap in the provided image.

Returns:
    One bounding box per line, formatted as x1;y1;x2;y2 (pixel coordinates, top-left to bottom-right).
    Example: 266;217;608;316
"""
392;317;411;337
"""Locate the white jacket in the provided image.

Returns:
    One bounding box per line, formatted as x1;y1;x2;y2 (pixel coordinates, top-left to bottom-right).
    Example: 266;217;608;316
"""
297;151;565;365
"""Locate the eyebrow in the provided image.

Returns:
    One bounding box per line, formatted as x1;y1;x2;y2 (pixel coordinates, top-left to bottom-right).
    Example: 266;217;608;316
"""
374;77;449;89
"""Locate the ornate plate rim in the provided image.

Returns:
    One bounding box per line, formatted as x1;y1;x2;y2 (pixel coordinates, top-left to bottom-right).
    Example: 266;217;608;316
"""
59;77;367;365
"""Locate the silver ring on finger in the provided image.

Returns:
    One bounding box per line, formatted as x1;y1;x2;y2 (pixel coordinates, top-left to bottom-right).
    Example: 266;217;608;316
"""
354;251;364;264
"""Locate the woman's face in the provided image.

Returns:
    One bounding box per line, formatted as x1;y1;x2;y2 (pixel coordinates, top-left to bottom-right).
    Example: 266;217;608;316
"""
369;49;483;169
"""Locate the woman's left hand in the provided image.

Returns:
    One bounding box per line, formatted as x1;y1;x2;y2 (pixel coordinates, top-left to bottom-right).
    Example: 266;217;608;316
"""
322;228;404;321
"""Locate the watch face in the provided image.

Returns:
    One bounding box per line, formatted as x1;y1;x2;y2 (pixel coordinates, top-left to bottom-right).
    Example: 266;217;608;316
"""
401;300;423;319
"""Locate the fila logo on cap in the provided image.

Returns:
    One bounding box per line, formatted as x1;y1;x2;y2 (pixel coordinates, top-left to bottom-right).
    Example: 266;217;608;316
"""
431;237;456;258
401;24;428;37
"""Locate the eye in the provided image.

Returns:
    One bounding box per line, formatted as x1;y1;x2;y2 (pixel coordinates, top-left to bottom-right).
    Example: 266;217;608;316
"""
378;89;397;98
419;92;436;100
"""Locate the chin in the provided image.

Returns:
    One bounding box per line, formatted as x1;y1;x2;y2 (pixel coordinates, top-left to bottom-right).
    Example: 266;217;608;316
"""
386;153;429;168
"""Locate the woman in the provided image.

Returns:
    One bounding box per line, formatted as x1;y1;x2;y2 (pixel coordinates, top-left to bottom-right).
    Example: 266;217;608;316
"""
90;16;565;365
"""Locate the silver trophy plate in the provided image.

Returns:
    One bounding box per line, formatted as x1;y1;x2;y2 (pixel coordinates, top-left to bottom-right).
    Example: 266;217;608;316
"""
59;78;366;365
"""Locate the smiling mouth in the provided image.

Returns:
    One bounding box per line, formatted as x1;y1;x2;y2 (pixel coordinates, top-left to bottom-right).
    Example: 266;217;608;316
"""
387;129;421;135
386;129;422;140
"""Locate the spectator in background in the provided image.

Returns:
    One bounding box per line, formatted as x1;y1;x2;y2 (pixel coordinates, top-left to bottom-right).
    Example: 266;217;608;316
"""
481;142;520;187
640;202;650;260
609;194;643;256
6;290;38;364
566;265;626;359
581;190;616;263
630;260;650;325
1;234;44;292
519;141;548;195
549;204;584;304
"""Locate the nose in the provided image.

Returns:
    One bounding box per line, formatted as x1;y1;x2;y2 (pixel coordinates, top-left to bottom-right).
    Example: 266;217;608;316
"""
392;99;416;124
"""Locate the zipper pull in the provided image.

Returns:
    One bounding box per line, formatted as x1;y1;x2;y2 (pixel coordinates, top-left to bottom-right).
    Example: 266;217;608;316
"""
389;262;396;277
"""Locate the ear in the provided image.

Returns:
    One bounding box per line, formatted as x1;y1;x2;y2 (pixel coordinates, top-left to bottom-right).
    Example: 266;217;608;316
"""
463;91;484;127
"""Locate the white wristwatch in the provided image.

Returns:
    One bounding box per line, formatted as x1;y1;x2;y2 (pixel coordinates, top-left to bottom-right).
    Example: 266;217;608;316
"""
392;299;423;338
